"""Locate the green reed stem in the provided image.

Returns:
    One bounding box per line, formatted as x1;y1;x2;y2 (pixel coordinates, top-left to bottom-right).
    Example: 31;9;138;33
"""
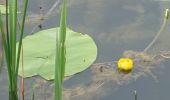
55;0;67;100
16;0;28;79
0;0;28;99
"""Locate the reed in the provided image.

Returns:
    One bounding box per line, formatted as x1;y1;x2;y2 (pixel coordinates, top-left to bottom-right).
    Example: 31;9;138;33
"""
0;0;28;99
55;0;67;100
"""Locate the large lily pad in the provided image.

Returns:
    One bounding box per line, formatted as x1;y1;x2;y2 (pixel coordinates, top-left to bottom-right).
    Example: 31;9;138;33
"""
18;28;97;80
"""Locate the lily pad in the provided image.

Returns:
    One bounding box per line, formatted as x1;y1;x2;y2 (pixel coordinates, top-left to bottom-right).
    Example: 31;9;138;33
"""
18;28;97;80
0;5;20;14
0;5;6;14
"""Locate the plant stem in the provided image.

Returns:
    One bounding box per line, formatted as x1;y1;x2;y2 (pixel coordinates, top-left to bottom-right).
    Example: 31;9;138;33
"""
144;9;169;52
55;0;67;100
0;0;28;99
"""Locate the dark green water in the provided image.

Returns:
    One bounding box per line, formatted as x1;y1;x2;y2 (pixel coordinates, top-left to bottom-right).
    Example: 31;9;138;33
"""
1;0;170;100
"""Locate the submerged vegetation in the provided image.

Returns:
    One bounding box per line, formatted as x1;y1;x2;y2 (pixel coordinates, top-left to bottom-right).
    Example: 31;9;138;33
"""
60;9;170;99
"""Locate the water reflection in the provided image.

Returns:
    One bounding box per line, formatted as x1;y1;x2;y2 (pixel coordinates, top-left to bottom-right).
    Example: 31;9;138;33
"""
25;0;60;34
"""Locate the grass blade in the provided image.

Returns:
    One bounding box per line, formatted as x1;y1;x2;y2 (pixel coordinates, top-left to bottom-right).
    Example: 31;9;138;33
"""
55;0;67;100
59;0;67;82
1;0;28;99
16;0;28;78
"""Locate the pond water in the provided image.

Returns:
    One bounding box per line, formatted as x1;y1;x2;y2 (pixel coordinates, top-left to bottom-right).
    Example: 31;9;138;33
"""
1;0;170;100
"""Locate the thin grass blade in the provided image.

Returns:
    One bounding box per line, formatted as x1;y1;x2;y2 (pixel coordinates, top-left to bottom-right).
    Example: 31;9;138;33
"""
55;0;67;100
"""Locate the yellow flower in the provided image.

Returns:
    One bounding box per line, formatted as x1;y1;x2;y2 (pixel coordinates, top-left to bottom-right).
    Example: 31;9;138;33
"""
117;58;133;73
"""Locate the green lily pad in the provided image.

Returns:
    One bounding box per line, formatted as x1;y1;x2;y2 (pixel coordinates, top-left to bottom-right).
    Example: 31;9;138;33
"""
0;4;20;14
0;5;6;14
18;28;97;80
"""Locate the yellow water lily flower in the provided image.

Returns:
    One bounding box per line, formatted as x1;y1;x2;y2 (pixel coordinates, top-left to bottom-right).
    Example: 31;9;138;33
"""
117;58;133;73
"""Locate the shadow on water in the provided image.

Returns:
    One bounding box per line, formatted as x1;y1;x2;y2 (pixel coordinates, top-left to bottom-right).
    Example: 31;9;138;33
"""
1;0;170;100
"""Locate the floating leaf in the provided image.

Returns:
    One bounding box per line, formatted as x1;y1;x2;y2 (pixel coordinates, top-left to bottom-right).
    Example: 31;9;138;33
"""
0;5;6;14
0;5;20;14
18;28;97;80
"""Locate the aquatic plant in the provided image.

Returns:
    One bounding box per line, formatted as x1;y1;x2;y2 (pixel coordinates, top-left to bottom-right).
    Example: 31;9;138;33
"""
0;4;7;14
17;28;97;80
55;0;67;100
0;0;28;99
117;58;133;72
60;9;170;99
144;9;169;52
17;0;96;99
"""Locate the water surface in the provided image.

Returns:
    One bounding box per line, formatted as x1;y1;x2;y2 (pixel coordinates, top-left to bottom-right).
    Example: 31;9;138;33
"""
1;0;170;100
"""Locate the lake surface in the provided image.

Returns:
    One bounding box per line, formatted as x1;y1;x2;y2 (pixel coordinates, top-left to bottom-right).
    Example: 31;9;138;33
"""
1;0;170;100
